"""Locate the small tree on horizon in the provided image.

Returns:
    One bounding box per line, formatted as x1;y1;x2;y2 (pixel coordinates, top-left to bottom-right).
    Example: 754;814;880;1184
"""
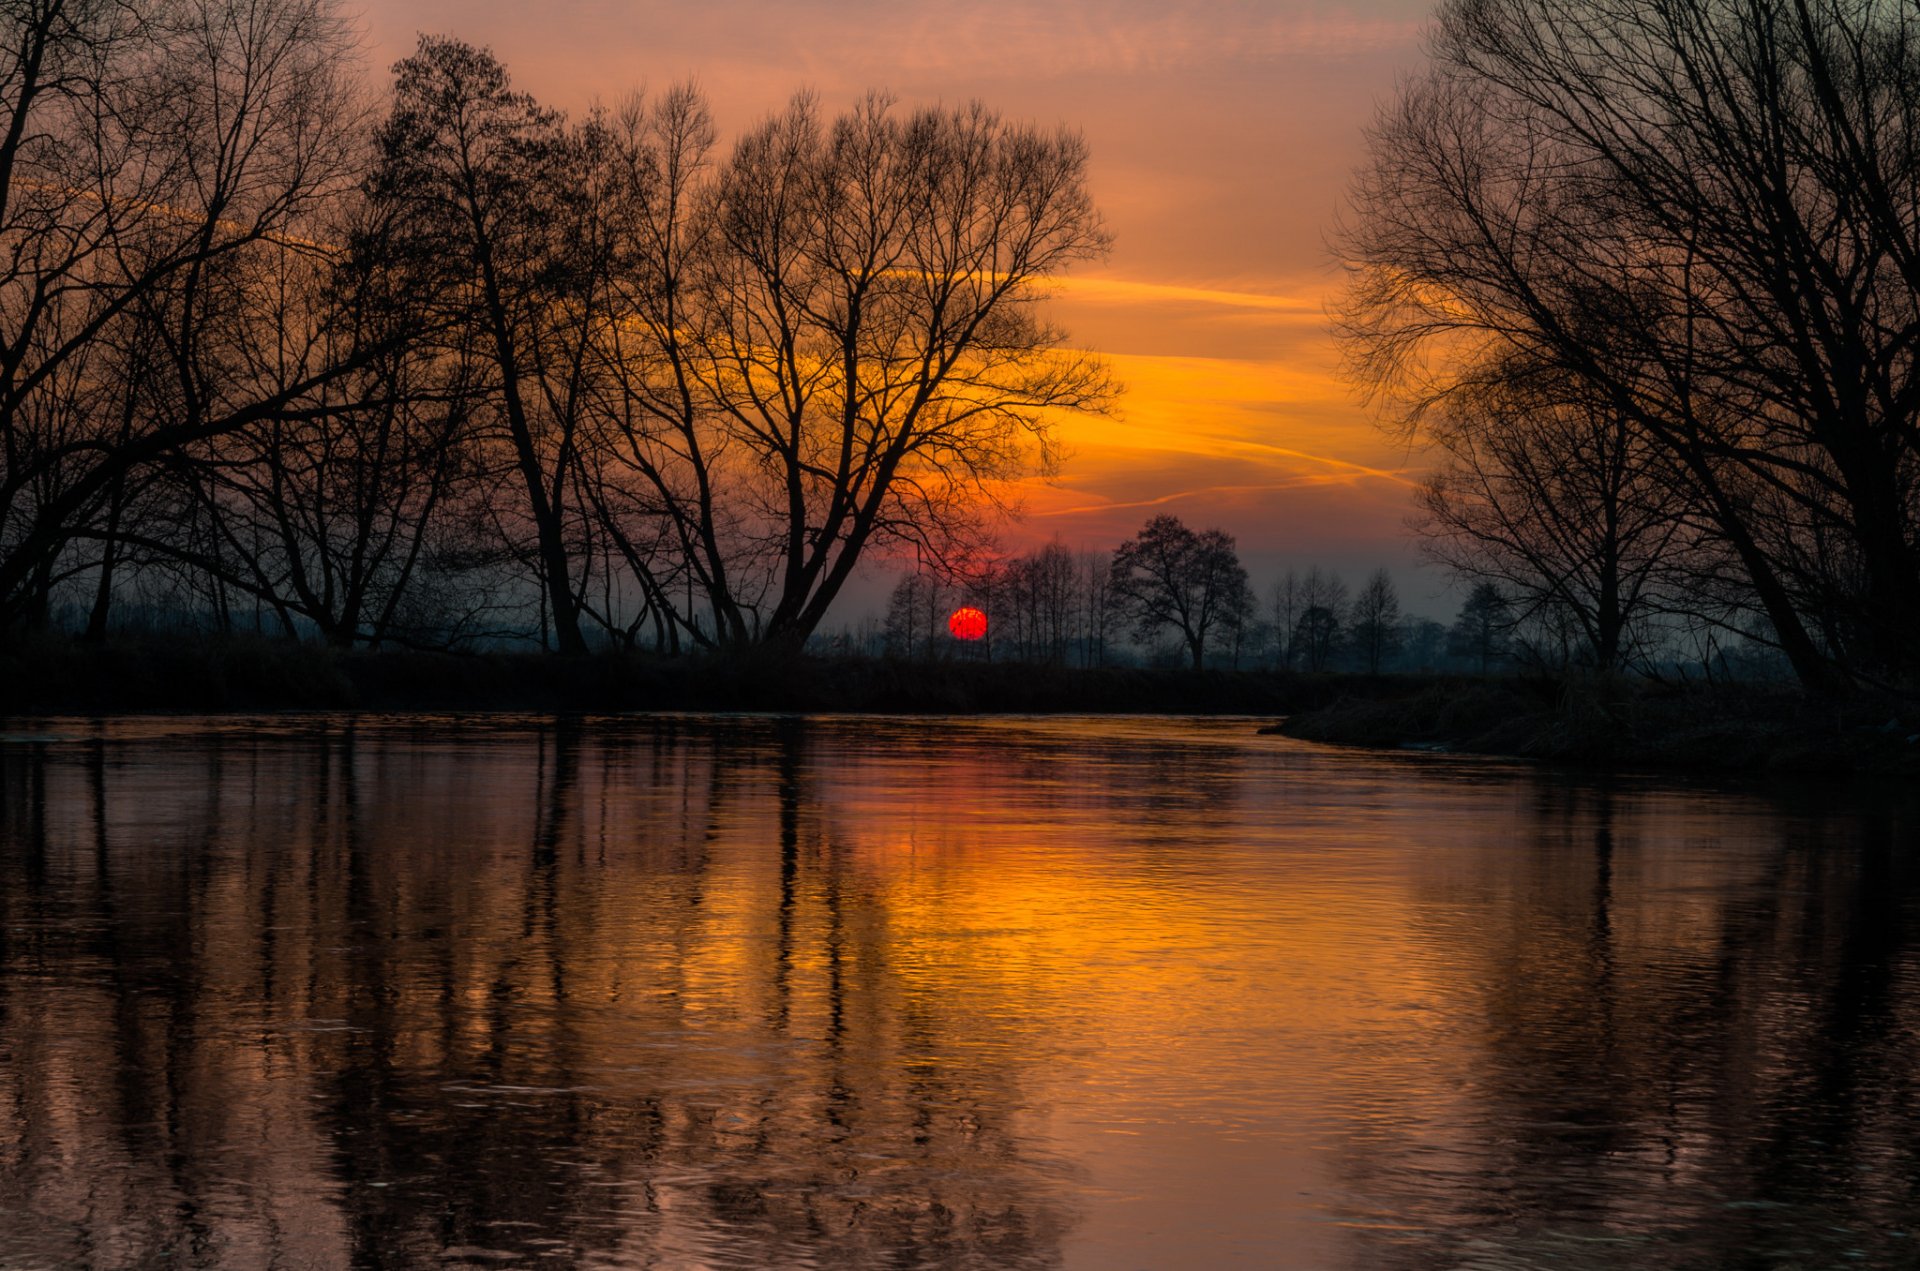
1450;581;1513;674
1270;571;1303;670
1291;568;1348;672
1351;568;1403;674
1293;605;1341;673
1109;515;1251;671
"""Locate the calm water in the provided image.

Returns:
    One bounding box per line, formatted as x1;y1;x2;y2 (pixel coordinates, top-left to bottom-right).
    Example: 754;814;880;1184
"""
0;715;1916;1270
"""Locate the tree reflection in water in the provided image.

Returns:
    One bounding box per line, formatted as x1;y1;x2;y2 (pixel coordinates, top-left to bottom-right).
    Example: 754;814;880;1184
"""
1328;783;1920;1269
0;716;1914;1269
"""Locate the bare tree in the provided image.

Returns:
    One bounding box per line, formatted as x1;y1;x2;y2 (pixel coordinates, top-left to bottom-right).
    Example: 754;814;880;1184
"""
1270;570;1304;670
1338;0;1920;692
0;26;1124;654
1416;373;1690;671
1109;514;1251;671
1291;567;1348;672
1450;581;1512;674
996;539;1076;664
1077;547;1113;667
879;568;948;660
191;331;489;647
1350;568;1402;674
0;0;375;633
600;90;1115;650
369;37;603;653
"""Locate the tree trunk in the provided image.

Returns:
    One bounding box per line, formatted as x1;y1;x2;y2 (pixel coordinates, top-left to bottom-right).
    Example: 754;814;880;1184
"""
84;542;116;642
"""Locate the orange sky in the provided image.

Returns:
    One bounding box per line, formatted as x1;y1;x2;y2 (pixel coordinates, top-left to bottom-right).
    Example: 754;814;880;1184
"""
358;0;1442;609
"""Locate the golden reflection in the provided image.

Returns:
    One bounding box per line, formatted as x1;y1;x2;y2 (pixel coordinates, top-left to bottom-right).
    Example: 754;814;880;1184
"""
0;718;1914;1269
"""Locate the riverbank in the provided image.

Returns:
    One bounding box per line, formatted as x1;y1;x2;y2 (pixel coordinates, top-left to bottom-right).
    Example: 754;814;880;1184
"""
6;637;1911;776
1270;677;1920;776
0;634;1356;716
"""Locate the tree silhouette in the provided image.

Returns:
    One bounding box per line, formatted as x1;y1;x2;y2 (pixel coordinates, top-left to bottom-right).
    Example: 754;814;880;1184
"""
1339;0;1920;692
1450;582;1513;675
370;37;600;653
0;0;379;633
1414;375;1686;673
0;17;1119;654
603;92;1116;650
1109;515;1251;671
1350;568;1402;674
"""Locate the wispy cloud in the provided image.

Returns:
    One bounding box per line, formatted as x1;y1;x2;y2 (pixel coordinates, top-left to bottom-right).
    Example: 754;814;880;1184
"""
1053;276;1324;316
407;1;1428;100
1031;470;1409;519
1216;439;1419;487
875;3;1427;78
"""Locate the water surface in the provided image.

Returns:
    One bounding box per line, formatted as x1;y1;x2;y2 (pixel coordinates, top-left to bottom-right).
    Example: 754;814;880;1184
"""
1;715;1915;1268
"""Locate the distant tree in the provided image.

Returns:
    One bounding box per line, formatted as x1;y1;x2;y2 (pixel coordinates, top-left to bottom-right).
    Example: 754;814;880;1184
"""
1401;617;1448;670
884;569;946;660
1270;571;1303;670
990;539;1080;664
1078;548;1114;667
1450;582;1512;674
1300;568;1348;624
1350;568;1403;674
1293;606;1340;673
1290;568;1348;672
1029;541;1079;665
1109;515;1251;671
1226;613;1266;671
954;555;1006;663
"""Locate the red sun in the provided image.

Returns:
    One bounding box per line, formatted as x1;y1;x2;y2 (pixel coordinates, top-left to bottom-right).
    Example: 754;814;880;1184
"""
947;606;988;641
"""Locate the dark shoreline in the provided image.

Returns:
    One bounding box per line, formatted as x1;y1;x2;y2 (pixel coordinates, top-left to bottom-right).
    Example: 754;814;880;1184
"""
0;635;1333;717
1269;677;1920;778
2;636;1914;777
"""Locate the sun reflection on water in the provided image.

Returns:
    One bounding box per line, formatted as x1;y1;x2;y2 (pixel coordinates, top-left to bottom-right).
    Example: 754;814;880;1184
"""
0;715;1914;1268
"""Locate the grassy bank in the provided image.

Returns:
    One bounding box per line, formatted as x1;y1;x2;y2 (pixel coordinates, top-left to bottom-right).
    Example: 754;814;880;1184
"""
1272;676;1920;776
6;637;1912;776
0;634;1374;717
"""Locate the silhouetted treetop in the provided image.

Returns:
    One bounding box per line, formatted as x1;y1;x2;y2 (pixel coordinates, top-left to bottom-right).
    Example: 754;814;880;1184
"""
1339;0;1920;692
1109;514;1251;671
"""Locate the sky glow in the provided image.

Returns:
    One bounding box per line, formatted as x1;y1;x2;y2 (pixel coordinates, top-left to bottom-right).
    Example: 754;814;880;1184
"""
361;0;1438;600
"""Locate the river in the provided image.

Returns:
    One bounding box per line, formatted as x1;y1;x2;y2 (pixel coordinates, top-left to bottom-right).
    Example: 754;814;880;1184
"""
1;715;1914;1269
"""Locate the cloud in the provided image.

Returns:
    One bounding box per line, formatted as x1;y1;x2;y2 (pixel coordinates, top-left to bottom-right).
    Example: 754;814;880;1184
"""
1051;276;1324;317
368;1;1426;105
869;3;1428;79
1214;438;1419;487
1030;472;1406;520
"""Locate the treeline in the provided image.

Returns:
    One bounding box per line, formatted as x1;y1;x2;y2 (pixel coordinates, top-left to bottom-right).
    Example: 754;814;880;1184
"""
0;3;1110;653
872;512;1544;675
1340;0;1920;695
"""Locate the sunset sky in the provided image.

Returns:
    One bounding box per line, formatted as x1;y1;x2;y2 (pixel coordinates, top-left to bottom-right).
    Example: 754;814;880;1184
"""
361;0;1441;611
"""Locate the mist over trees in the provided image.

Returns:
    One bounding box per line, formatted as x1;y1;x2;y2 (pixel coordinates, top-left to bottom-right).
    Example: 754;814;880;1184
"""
0;6;1113;651
876;513;1532;676
1338;0;1920;693
883;538;1117;667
